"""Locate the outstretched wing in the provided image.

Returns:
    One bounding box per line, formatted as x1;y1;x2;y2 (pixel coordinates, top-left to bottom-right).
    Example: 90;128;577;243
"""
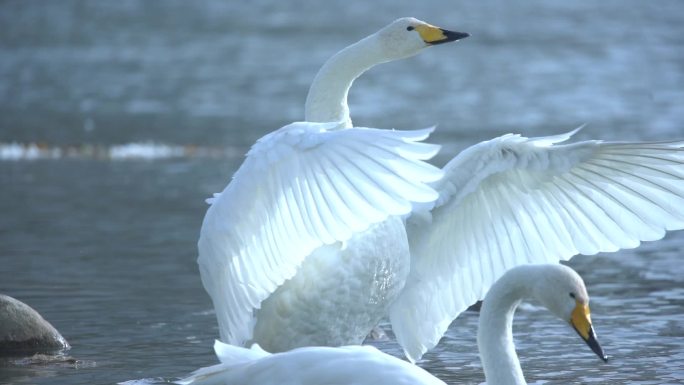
199;121;443;346
391;128;684;361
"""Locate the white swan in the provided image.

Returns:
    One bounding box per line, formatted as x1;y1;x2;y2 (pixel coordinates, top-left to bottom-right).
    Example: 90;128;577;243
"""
199;17;467;354
198;16;684;362
178;264;607;385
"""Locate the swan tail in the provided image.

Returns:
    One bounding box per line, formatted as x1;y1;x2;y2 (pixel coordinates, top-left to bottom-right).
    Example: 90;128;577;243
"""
174;341;270;385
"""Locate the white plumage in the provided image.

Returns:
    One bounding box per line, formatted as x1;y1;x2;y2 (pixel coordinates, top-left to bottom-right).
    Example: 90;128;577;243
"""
393;130;684;359
178;264;605;385
199;122;442;350
176;342;445;385
198;17;684;362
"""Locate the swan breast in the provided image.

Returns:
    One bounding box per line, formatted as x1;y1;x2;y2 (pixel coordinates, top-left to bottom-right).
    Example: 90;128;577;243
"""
252;216;410;351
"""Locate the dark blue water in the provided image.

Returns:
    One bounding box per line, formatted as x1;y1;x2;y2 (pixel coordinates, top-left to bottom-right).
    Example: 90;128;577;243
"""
1;1;683;384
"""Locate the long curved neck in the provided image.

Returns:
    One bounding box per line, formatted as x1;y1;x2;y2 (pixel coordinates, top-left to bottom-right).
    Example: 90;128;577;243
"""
477;268;534;385
304;33;385;128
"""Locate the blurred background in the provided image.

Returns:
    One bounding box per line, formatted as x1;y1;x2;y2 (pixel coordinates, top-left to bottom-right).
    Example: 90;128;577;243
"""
1;1;683;384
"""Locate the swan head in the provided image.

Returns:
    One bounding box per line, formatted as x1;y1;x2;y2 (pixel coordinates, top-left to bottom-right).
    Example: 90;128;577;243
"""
374;17;469;61
531;264;608;362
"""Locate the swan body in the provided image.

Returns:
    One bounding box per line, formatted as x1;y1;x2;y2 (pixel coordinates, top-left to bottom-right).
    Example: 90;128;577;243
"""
251;216;411;351
199;17;684;362
178;264;606;385
176;342;445;385
199;18;467;355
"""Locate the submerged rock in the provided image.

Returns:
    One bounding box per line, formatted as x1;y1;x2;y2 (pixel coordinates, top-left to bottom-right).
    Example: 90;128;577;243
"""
0;294;70;356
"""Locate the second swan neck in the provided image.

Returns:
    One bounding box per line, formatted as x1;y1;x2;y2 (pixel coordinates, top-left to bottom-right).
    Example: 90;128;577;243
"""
477;268;534;385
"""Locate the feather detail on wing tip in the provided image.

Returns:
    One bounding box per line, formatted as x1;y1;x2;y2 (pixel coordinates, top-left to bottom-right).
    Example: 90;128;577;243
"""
205;192;222;205
529;124;586;147
394;126;441;160
400;125;438;142
213;340;270;365
249;343;271;355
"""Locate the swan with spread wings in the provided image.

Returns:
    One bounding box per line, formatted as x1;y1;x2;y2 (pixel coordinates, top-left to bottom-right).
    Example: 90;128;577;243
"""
198;17;684;362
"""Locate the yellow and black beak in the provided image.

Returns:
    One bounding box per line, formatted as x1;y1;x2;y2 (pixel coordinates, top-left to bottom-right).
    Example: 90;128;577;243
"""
414;24;469;45
570;301;608;362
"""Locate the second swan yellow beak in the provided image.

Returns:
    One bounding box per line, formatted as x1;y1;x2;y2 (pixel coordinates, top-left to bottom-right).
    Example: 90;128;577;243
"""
570;300;608;362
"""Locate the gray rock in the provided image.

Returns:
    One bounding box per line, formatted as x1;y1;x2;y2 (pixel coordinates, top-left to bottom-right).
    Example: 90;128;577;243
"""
0;294;70;355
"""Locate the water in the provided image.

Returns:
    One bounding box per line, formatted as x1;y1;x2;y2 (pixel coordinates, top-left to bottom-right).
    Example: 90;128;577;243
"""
1;1;683;384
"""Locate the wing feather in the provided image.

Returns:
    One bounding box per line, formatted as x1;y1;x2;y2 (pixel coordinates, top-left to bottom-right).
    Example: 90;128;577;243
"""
199;121;442;346
392;129;684;361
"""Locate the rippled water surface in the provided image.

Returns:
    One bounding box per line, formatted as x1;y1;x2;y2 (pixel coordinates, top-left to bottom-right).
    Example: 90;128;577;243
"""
1;1;683;384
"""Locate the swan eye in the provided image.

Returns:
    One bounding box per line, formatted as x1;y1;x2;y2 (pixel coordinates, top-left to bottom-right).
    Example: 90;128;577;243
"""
406;26;415;31
569;293;576;299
